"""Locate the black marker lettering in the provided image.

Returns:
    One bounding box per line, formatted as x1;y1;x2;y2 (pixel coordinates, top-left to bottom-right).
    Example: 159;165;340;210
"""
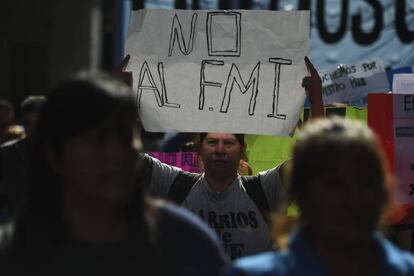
168;13;198;56
199;60;224;110
220;62;260;115
268;58;292;120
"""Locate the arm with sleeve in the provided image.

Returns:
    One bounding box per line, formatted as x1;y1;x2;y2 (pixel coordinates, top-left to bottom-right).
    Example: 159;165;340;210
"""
257;163;287;211
139;153;182;199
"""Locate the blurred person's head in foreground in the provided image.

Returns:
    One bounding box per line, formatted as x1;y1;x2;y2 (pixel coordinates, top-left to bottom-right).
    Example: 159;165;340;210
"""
10;71;145;245
286;116;392;243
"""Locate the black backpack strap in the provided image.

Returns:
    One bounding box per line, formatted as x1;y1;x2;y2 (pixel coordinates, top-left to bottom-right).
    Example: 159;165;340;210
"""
167;172;202;204
241;175;271;223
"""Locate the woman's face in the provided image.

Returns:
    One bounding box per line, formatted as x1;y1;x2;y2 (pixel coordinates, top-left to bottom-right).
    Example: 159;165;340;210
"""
198;133;243;179
52;114;140;209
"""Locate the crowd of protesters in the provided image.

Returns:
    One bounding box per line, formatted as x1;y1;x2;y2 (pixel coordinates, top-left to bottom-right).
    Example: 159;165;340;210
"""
0;55;413;275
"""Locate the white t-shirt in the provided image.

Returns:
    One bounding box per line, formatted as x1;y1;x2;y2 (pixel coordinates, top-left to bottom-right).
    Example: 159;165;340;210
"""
146;155;285;260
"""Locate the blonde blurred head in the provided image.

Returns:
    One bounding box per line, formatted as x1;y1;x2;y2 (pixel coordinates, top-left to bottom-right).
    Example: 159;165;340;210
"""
272;117;395;248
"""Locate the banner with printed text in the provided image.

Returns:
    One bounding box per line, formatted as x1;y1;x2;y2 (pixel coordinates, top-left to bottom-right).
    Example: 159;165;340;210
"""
368;93;414;224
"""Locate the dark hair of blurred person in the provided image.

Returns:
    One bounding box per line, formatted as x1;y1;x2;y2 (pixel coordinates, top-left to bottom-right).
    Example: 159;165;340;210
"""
20;95;47;145
0;71;229;276
0;95;47;219
0;99;15;144
232;117;414;276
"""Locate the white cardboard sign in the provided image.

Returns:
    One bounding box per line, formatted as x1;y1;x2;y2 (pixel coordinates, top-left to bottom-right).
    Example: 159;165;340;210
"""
125;9;310;135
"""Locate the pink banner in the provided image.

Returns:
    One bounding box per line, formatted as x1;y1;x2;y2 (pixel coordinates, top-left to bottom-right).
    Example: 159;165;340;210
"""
148;152;203;173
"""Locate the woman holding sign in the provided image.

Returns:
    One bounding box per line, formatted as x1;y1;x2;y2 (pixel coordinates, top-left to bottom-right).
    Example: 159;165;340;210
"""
119;55;324;260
